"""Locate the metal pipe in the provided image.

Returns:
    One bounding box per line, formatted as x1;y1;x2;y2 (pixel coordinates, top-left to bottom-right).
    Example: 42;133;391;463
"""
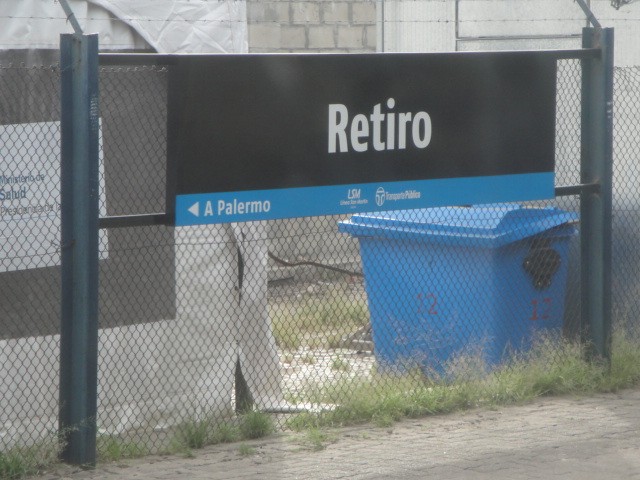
57;0;84;35
575;0;602;29
555;183;601;197
59;33;100;467
376;0;385;53
98;48;601;67
99;213;168;229
580;27;614;362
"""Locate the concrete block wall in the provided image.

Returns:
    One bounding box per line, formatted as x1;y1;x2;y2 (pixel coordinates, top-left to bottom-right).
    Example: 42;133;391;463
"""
248;1;377;53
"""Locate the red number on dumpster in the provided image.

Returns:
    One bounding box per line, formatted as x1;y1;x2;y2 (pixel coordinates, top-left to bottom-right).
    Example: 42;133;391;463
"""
530;297;552;321
417;293;438;316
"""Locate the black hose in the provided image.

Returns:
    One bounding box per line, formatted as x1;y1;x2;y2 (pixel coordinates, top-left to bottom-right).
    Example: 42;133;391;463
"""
268;251;363;277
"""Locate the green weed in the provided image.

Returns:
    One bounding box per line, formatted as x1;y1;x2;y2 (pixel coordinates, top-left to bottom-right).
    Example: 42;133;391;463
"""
0;450;28;480
302;428;334;451
170;412;270;456
97;435;148;462
272;322;303;350
331;357;351;372
604;330;640;390
211;423;240;444
0;437;60;480
238;444;255;456
287;330;640;432
301;353;317;365
270;288;369;350
175;418;211;450
171;417;240;454
282;353;295;364
239;411;274;440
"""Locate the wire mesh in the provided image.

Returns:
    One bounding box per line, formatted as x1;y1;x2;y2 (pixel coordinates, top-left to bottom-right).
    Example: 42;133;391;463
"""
0;63;61;455
1;58;639;457
92;59;587;454
612;65;640;336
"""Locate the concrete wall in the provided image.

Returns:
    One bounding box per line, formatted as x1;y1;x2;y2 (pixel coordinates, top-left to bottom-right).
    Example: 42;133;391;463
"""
247;0;376;53
381;0;640;66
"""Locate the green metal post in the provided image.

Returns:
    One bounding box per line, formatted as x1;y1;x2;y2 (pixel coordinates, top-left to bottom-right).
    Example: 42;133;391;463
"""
580;27;614;362
59;33;100;466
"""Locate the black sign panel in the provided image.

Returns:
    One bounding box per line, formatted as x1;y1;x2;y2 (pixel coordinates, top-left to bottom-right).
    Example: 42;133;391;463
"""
167;52;557;225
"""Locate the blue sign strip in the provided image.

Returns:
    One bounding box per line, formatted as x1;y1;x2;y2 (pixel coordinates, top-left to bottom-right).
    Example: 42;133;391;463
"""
175;172;554;226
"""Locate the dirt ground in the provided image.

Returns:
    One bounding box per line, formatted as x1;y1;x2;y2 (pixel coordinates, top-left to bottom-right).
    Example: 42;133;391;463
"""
43;387;640;480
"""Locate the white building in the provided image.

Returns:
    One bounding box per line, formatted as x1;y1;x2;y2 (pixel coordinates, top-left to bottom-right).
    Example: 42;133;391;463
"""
380;0;640;66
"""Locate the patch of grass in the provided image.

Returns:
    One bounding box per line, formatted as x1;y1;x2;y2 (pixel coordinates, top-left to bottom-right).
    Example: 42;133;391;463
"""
175;418;211;450
282;353;295;364
301;428;334;451
169;412;271;457
326;334;345;350
307;337;327;350
301;353;316;365
97;435;148;462
238;444;255;456
0;450;28;480
604;330;640;391
302;295;368;332
211;423;240;444
272;322;303;350
490;336;604;402
270;289;369;350
167;410;272;457
0;438;60;480
171;417;240;454
239;411;274;440
287;331;640;432
331;357;351;372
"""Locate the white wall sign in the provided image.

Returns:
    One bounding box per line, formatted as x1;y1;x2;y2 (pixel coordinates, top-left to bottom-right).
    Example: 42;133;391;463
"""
0;121;108;273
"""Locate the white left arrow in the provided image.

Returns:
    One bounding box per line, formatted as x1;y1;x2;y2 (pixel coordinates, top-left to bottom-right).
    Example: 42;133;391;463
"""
188;202;200;217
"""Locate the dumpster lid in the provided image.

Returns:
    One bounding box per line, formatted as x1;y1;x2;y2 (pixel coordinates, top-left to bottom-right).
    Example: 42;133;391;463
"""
339;205;578;248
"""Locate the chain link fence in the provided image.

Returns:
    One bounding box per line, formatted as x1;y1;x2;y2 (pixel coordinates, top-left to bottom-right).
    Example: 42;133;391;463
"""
1;57;638;456
612;65;640;335
1;61;62;455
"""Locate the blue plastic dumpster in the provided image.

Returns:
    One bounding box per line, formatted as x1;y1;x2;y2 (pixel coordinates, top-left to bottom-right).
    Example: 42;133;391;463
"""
338;205;578;375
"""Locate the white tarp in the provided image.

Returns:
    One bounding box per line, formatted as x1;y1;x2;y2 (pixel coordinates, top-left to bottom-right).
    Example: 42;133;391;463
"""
1;1;286;445
0;0;246;53
91;0;247;53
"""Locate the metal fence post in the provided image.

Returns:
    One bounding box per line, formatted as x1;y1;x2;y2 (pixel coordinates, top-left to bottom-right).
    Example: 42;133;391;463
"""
59;32;100;466
580;27;614;362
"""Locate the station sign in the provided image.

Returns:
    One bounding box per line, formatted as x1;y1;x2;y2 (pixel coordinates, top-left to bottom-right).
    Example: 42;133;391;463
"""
167;52;557;225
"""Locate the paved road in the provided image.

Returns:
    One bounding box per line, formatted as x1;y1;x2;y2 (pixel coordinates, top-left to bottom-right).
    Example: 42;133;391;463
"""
45;388;640;480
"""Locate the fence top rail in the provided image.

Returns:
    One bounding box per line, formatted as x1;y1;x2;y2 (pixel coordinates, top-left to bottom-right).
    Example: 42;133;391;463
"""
98;48;600;66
